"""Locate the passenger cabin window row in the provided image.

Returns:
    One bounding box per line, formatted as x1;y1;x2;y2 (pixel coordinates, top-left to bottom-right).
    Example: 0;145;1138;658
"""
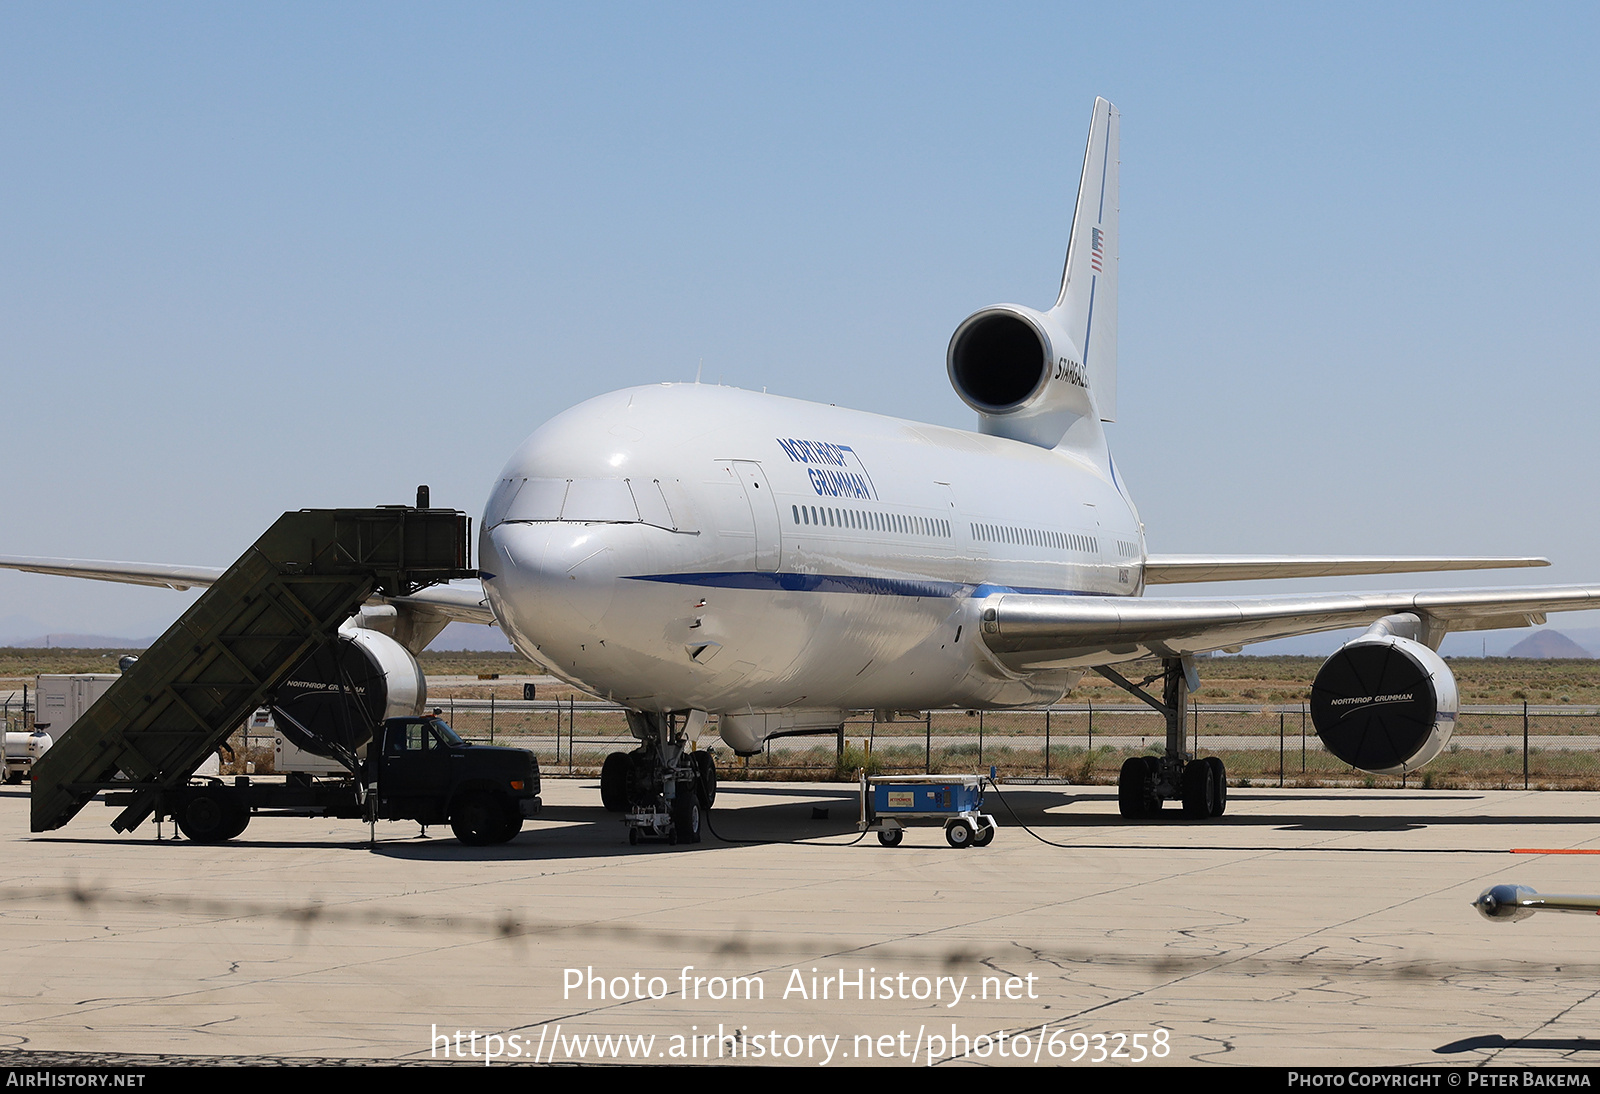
970;523;1099;554
792;504;951;539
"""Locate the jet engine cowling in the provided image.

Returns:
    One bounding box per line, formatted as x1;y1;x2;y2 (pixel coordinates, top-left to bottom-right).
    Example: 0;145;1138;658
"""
1309;633;1458;776
947;305;1097;448
269;628;427;762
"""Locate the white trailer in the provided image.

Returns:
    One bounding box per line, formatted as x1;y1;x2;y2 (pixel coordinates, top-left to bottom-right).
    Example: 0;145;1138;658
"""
9;674;122;783
33;674;118;735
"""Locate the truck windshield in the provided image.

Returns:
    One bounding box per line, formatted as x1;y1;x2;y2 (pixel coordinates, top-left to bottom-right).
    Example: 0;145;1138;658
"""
427;718;466;747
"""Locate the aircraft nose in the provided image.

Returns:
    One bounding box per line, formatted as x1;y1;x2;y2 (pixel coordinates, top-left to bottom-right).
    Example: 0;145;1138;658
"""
484;521;624;633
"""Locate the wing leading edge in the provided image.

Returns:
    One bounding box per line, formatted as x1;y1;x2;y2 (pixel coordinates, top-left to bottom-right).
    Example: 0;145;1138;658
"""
980;584;1600;670
1142;555;1548;584
0;555;493;626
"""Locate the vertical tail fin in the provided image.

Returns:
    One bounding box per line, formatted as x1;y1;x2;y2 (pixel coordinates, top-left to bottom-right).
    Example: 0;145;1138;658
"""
1051;98;1118;422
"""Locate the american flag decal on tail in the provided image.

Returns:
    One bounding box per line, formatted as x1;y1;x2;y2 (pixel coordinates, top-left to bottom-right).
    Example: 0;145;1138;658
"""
1090;226;1104;272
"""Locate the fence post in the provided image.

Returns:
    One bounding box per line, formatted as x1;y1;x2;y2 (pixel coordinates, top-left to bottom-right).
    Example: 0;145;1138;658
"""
1279;711;1284;788
1044;707;1051;778
977;710;984;766
490;692;496;743
1087;699;1093;752
1523;700;1529;791
1301;704;1307;774
924;710;931;774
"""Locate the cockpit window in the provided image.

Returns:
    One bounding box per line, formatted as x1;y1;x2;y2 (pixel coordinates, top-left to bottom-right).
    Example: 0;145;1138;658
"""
492;476;685;531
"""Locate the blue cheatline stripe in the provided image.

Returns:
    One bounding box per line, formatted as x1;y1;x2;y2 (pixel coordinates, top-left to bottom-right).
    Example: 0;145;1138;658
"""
623;572;1100;599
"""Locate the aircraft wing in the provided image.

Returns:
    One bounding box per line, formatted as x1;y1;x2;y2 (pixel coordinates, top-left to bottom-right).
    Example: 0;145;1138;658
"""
1142;555;1548;584
0;555;225;591
979;584;1600;670
0;555;495;626
386;581;495;626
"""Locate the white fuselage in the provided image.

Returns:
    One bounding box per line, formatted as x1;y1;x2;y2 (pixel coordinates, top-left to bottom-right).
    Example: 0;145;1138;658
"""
480;384;1144;726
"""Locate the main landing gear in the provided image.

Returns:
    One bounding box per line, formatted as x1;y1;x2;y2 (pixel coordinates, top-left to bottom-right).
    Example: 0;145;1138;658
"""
601;710;716;846
1100;656;1227;820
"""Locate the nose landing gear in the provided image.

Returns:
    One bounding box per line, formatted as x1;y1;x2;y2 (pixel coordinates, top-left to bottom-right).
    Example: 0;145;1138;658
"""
602;710;714;846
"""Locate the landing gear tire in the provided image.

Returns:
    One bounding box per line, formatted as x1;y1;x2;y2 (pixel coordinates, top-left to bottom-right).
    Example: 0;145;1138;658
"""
600;752;629;812
451;790;514;846
1141;756;1164;814
1206;756;1228;818
878;828;903;847
1117;758;1144;818
692;750;717;808
1182;759;1218;819
671;792;701;846
1119;757;1162;818
945;819;975;848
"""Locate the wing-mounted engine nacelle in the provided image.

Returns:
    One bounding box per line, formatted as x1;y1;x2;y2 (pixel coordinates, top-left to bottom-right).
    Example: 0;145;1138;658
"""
947;305;1096;448
1309;624;1458;776
270;627;428;762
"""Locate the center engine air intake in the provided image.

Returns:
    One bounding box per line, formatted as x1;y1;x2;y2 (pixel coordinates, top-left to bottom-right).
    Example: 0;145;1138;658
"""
948;308;1051;412
1309;634;1458;776
946;304;1098;448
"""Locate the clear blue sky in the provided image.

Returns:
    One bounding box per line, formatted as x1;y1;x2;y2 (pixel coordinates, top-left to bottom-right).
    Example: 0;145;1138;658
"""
3;2;1598;649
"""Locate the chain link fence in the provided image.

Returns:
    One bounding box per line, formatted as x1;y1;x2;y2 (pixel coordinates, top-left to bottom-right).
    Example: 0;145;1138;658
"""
433;699;1600;791
10;689;1599;790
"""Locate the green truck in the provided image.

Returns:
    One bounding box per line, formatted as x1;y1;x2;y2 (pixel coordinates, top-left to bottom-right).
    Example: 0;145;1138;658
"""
125;714;540;845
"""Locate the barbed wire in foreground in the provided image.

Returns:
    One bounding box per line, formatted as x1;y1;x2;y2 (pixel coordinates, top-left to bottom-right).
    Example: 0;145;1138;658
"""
0;883;1580;983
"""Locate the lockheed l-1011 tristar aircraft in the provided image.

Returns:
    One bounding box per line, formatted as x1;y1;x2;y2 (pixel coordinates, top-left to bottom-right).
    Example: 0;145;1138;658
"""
8;98;1599;842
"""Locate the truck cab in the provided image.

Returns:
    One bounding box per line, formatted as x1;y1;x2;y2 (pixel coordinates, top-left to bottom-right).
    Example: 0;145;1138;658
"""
367;715;541;844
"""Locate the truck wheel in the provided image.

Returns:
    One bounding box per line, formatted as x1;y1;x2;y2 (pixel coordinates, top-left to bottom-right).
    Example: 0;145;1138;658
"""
177;789;241;843
692;750;717;808
450;791;511;846
600;752;629;812
218;804;251;841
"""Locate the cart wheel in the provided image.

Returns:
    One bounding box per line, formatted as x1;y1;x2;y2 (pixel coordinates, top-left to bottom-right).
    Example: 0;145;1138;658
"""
877;829;903;847
973;825;995;847
628;827;639;845
945;819;975;848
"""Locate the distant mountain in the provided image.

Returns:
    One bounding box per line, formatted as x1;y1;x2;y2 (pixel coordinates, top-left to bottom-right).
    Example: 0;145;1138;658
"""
1507;630;1593;659
3;634;153;649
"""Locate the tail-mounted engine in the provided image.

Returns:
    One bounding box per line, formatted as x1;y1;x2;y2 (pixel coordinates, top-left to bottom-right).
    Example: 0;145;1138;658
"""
947;305;1099;449
945;98;1120;449
1310;624;1458;776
